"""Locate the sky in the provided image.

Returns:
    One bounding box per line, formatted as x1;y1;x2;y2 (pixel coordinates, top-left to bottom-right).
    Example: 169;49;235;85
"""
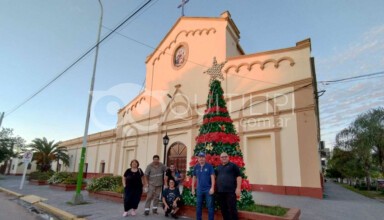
0;0;383;150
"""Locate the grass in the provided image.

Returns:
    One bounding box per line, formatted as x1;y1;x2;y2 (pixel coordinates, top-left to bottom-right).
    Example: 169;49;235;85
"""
242;203;288;216
341;184;384;200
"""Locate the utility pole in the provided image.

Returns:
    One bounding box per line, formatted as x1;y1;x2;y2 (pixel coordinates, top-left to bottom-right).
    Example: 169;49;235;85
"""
71;0;103;205
0;112;4;128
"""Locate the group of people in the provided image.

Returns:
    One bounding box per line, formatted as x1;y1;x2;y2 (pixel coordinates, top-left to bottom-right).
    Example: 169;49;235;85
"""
122;152;242;220
122;155;183;219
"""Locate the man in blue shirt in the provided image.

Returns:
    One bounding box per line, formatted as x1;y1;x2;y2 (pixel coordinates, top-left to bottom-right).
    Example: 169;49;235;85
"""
192;152;215;220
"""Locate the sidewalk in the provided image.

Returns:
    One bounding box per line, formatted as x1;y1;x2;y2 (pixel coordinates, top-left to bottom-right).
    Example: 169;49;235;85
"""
251;181;384;220
1;175;383;220
0;175;191;220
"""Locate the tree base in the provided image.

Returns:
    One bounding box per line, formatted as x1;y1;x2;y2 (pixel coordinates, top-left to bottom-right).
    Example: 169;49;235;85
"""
71;193;84;205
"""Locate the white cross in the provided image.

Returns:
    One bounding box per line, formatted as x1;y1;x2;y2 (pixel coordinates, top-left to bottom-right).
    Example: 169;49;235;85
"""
177;0;189;17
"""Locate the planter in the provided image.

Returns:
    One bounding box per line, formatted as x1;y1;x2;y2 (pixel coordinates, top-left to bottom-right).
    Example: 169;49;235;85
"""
178;205;301;220
88;191;123;203
29;180;48;185
88;190;147;203
49;183;86;191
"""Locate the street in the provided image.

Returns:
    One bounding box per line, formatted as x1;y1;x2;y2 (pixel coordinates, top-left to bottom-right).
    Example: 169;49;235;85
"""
0;192;43;220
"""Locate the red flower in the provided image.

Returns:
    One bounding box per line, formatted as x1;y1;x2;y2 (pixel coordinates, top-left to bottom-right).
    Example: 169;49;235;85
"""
183;177;193;189
196;132;240;144
189;156;198;167
204;106;228;114
229;156;245;168
206;155;221;167
203;116;233;124
241;179;251;191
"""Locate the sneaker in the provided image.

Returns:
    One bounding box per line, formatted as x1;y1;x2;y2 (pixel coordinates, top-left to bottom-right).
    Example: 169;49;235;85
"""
131;210;136;216
165;212;169;217
152;209;158;215
171;213;178;219
144;210;149;216
122;212;128;217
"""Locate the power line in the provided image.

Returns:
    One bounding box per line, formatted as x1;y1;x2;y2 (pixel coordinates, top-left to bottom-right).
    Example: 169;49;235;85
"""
5;0;154;118
106;25;282;86
318;71;384;85
231;83;312;113
6;0;380;118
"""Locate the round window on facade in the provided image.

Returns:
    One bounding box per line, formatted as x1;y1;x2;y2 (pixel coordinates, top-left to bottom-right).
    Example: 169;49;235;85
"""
173;43;188;69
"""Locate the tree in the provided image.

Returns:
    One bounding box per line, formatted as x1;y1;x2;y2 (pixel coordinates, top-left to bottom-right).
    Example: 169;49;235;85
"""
326;147;364;184
0;128;25;174
334;107;384;189
183;79;254;209
363;108;384;176
28;137;69;172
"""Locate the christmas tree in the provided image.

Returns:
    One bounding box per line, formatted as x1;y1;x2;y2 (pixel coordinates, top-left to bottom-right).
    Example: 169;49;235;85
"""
182;58;255;210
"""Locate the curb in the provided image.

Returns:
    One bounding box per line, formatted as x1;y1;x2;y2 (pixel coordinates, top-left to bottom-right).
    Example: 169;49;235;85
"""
0;187;84;220
0;186;23;197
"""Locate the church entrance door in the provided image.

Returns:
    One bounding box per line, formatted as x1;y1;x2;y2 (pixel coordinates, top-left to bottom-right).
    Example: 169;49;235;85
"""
167;142;187;174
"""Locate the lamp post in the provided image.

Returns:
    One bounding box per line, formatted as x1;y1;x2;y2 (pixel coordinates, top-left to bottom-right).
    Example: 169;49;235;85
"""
72;0;103;205
163;133;169;165
159;132;169;207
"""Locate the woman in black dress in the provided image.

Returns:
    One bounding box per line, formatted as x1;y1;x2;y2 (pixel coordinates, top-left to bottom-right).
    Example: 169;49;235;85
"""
122;159;144;217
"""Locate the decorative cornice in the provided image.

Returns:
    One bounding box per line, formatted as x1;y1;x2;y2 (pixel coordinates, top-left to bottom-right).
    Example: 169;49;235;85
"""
118;92;144;114
122;96;146;116
60;129;116;147
152;28;216;65
224;56;295;73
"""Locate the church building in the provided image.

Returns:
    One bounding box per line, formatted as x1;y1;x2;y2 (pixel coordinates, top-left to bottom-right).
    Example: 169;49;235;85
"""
61;11;323;199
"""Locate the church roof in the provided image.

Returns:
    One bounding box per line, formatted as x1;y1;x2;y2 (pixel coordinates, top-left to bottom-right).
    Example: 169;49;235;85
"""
145;11;241;63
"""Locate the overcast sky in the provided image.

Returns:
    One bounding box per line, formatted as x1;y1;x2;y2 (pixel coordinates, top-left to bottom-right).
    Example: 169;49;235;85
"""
1;0;383;150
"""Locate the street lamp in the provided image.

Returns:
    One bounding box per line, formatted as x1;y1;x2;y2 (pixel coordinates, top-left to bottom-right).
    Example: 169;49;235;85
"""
72;0;103;205
163;132;169;165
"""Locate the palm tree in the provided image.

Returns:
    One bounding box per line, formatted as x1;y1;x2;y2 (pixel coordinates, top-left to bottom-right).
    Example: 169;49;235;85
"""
29;137;69;172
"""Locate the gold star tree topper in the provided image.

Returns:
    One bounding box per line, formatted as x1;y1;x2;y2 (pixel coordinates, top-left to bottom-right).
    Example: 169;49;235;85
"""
204;57;227;83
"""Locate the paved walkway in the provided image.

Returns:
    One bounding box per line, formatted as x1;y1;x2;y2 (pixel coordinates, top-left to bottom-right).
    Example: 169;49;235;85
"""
251;181;384;220
0;176;191;220
1;176;383;219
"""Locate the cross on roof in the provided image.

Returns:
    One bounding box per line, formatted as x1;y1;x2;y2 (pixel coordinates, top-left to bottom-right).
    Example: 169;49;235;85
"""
204;57;227;83
177;0;189;17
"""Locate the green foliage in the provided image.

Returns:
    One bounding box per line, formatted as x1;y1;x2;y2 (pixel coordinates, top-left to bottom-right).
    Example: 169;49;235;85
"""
237;190;254;210
242;204;287;217
28;171;54;181
47;172;84;185
342;183;384;200
114;185;124;194
28;137;69;172
332;107;384;189
181;188;196;206
48;172;73;184
62;176;79;185
184;79;255;210
0;128;26;163
86;175;122;192
325;167;343;179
